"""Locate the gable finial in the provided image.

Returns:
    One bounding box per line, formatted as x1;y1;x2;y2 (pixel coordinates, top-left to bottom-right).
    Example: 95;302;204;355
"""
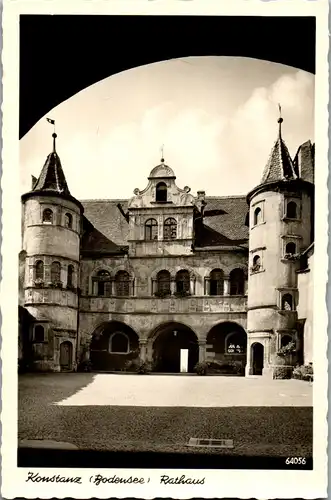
278;103;283;138
160;144;165;163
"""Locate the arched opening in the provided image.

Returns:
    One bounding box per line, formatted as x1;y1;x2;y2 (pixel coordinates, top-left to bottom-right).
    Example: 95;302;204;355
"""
175;269;190;295
282;293;293;311
252;255;261;272
254;207;262;225
65;212;73;228
67;265;74;288
60;341;73;371
252;342;264;375
152;322;198;373
93;269;112;297
209;268;224;295
285;242;296;255
90;321;139;371
35;260;44;281
145;218;158;241
281;334;293;348
156;270;171;296
156;182;167;202
230;268;245;295
42;208;53;224
115;270;131;296
286;201;297;219
164;217;177;240
206;322;247;375
51;261;61;283
34;325;45;342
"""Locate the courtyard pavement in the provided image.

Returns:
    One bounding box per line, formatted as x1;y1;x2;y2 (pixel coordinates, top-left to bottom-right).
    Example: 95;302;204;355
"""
18;373;312;457
56;373;312;407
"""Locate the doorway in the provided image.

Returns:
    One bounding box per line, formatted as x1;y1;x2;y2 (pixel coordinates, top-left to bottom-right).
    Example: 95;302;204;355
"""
60;341;73;371
252;342;264;375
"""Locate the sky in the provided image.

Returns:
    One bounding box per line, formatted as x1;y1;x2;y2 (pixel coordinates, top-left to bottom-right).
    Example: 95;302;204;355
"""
19;56;315;200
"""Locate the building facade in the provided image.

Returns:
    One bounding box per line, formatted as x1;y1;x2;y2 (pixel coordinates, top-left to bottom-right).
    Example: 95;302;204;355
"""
19;119;315;376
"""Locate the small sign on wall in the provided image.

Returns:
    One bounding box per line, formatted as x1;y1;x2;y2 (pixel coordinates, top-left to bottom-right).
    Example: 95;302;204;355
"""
180;349;189;373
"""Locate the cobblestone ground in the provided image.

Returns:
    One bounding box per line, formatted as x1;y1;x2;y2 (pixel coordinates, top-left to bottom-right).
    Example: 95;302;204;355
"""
18;373;312;456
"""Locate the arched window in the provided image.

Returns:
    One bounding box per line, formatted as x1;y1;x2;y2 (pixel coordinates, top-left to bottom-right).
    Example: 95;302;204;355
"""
286;201;297;219
145;218;158;241
110;332;129;354
156;182;167;202
176;270;190;294
254;207;262;226
226;332;246;354
95;270;112;297
34;325;45;342
164;218;177;240
64;213;73;229
285;242;296;255
35;260;44;280
281;334;293;347
209;269;224;295
42;208;53;224
282;293;293;311
230;268;245;295
156;270;171;296
51;261;61;283
115;270;130;296
252;255;261;272
67;265;74;288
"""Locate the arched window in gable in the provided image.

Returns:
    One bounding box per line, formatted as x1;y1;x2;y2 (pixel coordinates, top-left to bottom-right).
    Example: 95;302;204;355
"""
286;201;297;219
209;268;224;295
95;270;112;297
230;268;245;295
42;208;53;224
254;207;262;226
175;270;190;294
156;270;171;296
35;260;44;281
282;293;293;311
164;218;177;240
65;213;73;229
115;270;131;297
109;332;129;354
51;261;61;283
156;182;167;202
145;218;158;241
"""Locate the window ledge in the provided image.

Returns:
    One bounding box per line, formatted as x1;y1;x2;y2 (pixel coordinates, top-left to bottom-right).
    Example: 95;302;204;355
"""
251;221;266;230
150;201;174;205
282;217;302;223
250;268;265;276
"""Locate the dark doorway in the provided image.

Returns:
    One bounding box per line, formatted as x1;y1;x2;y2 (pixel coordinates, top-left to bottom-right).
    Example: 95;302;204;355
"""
152;323;198;373
252;342;264;375
60;341;73;371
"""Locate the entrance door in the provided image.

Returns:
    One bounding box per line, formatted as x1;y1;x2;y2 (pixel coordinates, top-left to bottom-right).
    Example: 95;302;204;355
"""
252;342;264;375
60;341;73;371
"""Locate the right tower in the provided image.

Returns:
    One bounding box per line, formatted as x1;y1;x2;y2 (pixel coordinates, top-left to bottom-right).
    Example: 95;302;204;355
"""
246;113;314;376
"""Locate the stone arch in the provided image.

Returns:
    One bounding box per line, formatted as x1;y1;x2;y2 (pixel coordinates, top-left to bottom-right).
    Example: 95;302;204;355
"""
206;321;247;375
60;341;73;371
251;342;264;375
149;321;199;373
90;320;140;371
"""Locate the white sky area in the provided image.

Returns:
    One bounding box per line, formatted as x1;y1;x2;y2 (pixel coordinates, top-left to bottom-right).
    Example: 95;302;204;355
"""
20;56;315;200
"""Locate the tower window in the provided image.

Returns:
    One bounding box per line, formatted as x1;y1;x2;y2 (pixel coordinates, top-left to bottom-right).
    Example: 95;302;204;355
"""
164;217;177;240
110;332;129;354
209;268;224;295
42;208;53;224
156;270;171;296
282;293;294;311
253;207;262;226
67;265;74;288
252;255;261;272
175;270;190;294
115;270;131;297
285;242;296;255
95;270;112;297
156;182;167;202
35;260;44;281
34;325;45;343
145;218;158;241
281;334;293;348
51;261;61;283
286;201;297;219
230;268;245;295
65;213;73;229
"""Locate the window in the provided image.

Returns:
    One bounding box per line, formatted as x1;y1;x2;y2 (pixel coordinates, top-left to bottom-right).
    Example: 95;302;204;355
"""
254;207;262;226
252;255;261;272
67;265;74;287
230;268;245;295
281;334;293;347
115;271;130;296
176;270;190;294
35;260;44;280
209;269;224;295
156;182;167;202
286;201;297;219
164;218;177;240
51;261;61;283
110;332;129;353
96;270;112;297
42;208;53;224
156;270;171;296
282;293;293;311
34;325;45;342
145;218;158;241
226;332;246;354
285;242;296;255
65;213;73;229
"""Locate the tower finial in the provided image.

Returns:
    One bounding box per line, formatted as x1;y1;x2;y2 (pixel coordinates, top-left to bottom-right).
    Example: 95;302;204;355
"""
52;133;57;152
160;144;164;163
277;103;283;138
46;118;57;152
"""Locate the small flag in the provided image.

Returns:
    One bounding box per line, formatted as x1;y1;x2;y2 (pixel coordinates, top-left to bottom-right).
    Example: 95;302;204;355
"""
46;118;55;125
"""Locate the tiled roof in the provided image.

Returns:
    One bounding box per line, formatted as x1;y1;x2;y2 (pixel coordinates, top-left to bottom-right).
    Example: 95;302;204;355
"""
32;152;71;195
293;140;315;184
261;136;297;184
80;195;249;253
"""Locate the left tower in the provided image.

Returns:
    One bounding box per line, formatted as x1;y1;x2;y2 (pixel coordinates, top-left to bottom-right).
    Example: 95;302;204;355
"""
21;133;84;371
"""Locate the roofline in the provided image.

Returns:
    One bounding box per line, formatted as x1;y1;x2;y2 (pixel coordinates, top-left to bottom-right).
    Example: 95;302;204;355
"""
301;242;314;256
79;194;248;203
21;190;85;213
246;178;314;204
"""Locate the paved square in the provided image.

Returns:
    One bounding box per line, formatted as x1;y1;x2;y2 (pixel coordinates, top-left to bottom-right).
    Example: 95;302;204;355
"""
56;373;312;407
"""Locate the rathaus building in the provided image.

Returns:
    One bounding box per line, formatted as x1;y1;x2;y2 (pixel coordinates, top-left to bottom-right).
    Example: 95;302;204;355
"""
19;116;315;376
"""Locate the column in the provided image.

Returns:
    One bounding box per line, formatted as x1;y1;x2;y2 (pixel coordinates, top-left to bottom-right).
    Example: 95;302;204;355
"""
170;280;176;295
244;279;248;295
223;276;230;295
198;340;207;363
205;278;210;296
245;340;252;376
190;278;196;296
139;339;147;362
